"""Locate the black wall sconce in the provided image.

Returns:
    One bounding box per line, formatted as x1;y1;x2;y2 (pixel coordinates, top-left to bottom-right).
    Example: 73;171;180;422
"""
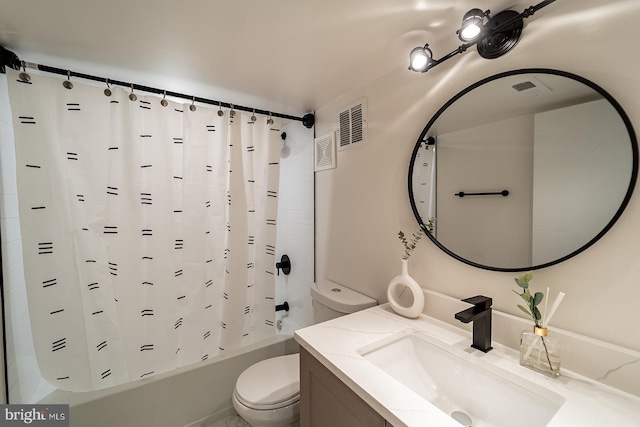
409;0;556;73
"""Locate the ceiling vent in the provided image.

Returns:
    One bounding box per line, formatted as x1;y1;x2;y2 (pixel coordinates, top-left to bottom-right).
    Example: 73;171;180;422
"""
510;77;553;96
512;81;537;92
337;98;367;150
314;132;336;172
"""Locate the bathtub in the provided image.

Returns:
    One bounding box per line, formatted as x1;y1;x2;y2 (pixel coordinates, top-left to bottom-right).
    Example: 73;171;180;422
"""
38;334;299;427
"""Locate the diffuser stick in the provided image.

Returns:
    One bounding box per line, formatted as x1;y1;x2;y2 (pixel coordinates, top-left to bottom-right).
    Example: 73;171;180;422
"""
544;292;566;327
542;286;550;327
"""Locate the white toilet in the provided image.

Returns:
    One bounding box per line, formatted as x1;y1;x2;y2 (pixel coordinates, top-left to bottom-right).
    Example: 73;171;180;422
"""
232;280;377;427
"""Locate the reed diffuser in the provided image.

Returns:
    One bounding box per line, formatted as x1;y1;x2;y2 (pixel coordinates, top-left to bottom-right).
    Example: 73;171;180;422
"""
513;272;564;378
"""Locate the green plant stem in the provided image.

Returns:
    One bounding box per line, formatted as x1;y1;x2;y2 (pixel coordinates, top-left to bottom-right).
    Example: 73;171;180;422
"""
535;320;554;372
540;336;554;372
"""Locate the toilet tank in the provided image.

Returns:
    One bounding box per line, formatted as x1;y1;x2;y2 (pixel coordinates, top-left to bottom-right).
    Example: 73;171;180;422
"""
310;280;377;323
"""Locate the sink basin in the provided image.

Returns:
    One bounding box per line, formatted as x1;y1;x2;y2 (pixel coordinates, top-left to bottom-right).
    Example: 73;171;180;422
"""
357;329;564;427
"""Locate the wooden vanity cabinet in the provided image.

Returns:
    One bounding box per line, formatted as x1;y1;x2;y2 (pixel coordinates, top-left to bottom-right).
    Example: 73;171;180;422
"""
300;347;393;427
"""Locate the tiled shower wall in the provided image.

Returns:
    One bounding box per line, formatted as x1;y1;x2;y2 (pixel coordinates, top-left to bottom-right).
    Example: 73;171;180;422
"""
275;121;315;333
0;73;315;403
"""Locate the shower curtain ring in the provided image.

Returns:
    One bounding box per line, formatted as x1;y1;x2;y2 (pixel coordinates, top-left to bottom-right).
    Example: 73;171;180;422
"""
217;101;224;117
129;83;137;101
161;90;168;107
190;95;197;112
63;70;73;90
18;60;30;82
251;109;257;122
267;112;274;125
104;78;112;97
229;104;236;118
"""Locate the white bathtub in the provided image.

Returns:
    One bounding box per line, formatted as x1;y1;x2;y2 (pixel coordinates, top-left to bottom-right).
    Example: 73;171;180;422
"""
38;334;299;427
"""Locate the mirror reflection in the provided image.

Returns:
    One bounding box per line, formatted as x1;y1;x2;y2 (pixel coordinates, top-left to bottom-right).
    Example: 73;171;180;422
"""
409;69;637;271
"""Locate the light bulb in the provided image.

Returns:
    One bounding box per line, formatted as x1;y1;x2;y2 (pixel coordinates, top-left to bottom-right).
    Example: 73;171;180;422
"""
409;45;432;72
411;52;428;70
459;8;485;42
460;24;481;41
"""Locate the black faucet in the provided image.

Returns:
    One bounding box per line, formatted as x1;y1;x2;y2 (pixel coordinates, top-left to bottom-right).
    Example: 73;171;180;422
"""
455;295;493;353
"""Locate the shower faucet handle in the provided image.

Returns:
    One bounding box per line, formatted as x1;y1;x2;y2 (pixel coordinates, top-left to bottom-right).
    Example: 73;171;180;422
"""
275;254;291;276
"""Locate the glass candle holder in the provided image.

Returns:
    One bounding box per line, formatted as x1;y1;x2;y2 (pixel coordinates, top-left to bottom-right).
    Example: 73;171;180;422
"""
520;326;561;378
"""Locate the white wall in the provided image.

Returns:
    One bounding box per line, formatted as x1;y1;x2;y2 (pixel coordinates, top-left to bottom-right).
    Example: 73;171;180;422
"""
437;115;533;268
315;0;640;353
532;99;631;264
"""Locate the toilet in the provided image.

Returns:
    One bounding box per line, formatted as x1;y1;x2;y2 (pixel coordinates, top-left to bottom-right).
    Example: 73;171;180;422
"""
232;280;377;426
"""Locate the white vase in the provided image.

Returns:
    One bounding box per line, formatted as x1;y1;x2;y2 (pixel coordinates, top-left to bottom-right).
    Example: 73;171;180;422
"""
387;259;425;318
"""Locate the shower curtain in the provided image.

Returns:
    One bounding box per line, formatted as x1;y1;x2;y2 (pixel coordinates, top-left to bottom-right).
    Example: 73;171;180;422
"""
7;69;281;392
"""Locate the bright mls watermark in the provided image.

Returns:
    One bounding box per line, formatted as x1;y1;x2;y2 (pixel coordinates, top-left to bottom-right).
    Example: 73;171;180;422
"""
0;405;68;426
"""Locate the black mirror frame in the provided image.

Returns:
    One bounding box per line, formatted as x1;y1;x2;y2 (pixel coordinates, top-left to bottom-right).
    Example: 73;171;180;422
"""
408;68;639;272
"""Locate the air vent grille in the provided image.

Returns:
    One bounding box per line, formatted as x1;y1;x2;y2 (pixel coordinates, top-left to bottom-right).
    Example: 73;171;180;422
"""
512;81;537;91
339;111;351;148
337;98;367;150
314;133;336;172
510;77;553;96
351;104;364;143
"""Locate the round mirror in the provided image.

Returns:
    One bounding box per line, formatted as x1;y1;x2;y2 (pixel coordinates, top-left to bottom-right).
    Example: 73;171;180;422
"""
409;69;638;272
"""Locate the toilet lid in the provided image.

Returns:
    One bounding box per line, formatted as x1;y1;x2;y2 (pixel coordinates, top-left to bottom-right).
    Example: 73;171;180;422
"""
235;353;300;410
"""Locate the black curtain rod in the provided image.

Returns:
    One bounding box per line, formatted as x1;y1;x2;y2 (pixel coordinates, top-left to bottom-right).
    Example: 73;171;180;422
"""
0;46;315;128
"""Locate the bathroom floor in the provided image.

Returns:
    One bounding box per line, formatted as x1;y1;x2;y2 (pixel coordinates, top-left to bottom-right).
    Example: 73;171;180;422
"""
209;415;251;427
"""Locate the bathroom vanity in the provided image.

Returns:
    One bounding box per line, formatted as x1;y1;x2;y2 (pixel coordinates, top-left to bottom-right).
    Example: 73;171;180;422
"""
294;305;640;427
300;347;390;426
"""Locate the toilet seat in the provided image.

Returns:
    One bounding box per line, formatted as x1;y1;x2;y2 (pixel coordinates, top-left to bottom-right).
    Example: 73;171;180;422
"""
234;353;300;410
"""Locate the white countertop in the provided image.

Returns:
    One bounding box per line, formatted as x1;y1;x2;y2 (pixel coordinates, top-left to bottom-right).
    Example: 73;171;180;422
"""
294;305;640;427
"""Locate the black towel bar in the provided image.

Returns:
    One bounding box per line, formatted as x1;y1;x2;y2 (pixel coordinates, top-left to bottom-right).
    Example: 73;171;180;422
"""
455;190;509;198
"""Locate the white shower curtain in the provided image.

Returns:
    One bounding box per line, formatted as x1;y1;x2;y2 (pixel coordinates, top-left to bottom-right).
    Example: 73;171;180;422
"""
7;69;280;391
